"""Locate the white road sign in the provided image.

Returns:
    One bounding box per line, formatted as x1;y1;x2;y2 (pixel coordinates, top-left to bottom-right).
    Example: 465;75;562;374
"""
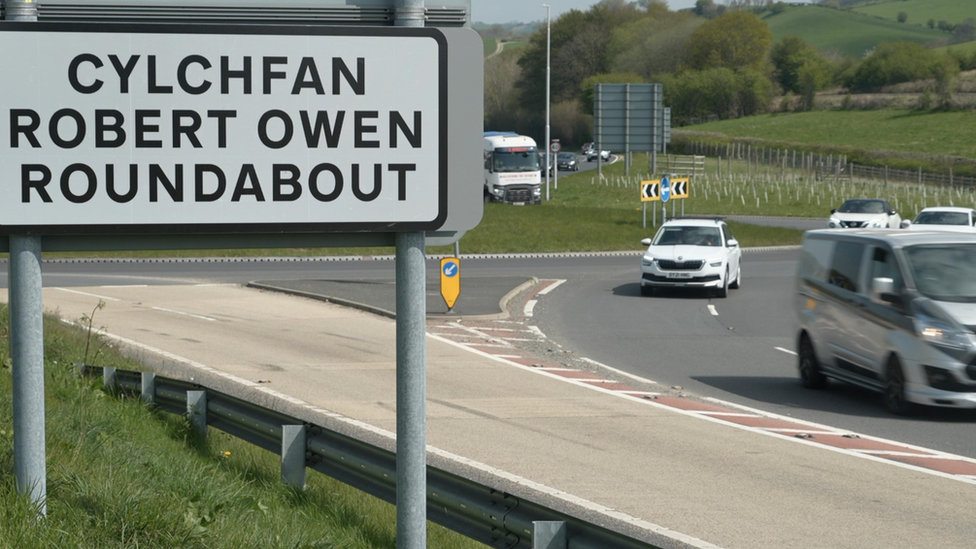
0;23;450;235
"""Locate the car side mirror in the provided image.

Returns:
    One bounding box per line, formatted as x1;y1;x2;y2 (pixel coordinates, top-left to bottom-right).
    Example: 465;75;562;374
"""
830;208;836;214
871;277;901;306
641;238;652;246
727;239;739;248
900;220;911;229
889;210;896;216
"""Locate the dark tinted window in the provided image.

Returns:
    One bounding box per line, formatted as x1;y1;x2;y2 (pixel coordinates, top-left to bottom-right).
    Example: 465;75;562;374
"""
828;241;865;293
838;199;886;214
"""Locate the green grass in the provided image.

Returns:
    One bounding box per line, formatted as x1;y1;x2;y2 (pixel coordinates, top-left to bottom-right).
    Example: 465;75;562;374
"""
936;40;976;53
851;0;975;25
482;36;496;57
763;4;946;57
683;109;976;160
0;305;488;549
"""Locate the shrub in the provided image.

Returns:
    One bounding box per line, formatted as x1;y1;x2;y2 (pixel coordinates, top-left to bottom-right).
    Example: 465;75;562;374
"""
897;11;907;24
916;90;933;111
927;19;935;29
779;91;795;112
770;36;831;94
850;41;942;92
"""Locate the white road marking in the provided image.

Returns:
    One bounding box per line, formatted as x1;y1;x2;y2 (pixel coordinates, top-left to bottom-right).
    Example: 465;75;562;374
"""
500;337;544;342
855;450;953;459
150;306;217;322
524;299;537;317
697;412;762;418
579;357;656;385
707;305;718;316
99;284;148;288
447;322;511;346
51;288;121;302
527;325;546;338
537;279;567;295
775;347;797;356
493;355;524;359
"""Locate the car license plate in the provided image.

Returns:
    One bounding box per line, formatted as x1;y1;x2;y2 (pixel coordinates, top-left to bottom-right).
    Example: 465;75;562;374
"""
512;202;525;206
667;272;693;279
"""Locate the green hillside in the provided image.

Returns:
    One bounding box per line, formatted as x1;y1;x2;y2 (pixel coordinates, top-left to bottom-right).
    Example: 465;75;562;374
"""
851;0;975;25
684;109;976;159
937;40;976;53
764;5;946;58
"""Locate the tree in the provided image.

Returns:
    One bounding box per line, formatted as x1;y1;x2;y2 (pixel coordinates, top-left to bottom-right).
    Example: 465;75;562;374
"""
951;18;976;45
897;11;908;24
850;41;943;92
770;36;831;94
694;0;715;17
927;19;935;29
771;2;788;15
687;11;772;72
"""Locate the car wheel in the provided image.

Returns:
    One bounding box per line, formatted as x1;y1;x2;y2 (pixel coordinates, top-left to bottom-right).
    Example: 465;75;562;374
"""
640;285;655;297
483;189;492;203
798;334;826;389
729;264;741;289
715;268;729;298
883;356;913;415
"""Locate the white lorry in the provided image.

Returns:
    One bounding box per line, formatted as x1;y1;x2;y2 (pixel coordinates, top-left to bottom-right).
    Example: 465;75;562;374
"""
483;131;542;205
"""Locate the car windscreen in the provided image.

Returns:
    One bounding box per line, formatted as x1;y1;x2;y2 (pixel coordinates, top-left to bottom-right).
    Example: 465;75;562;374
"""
913;211;969;226
557;153;575;161
652;226;723;247
493;151;540;173
838;199;886;214
904;244;976;303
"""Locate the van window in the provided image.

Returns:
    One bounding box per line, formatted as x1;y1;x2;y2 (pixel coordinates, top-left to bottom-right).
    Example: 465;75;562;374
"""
827;241;865;293
869;247;904;293
799;238;835;283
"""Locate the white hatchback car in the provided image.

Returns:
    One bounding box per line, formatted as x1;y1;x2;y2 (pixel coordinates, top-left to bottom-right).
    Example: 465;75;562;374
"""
827;198;901;229
904;207;976;233
640;217;742;297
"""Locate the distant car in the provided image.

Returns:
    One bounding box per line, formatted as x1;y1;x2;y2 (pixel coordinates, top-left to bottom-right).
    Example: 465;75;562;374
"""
581;142;595;156
827;198;901;229
904;207;976;232
556;152;579;171
639;217;742;298
587;148;610;162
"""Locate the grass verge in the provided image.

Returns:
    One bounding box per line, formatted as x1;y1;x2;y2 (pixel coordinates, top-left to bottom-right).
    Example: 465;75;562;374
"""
0;305;487;549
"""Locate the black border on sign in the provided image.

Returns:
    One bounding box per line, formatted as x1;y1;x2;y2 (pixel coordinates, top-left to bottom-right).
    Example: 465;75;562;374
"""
0;21;448;236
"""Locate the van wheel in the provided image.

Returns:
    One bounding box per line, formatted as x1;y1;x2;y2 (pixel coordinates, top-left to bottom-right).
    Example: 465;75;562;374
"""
883;356;913;415
798;335;826;389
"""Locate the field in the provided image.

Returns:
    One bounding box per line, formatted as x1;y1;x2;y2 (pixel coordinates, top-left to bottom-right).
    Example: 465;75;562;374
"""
851;0;975;25
0;307;485;549
482;35;496;56
682;109;976;160
763;4;946;57
937;40;976;54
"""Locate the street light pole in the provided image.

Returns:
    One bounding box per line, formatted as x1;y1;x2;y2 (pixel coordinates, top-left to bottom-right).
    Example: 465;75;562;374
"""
543;3;551;202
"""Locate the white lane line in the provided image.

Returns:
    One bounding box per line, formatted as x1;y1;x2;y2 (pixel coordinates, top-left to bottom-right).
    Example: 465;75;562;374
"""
579;357;657;385
447;322;511;346
775;347;797;356
501;337;545;342
537;279;567;295
99;284;149;288
763;428;839;434
855;450;952;459
150;306;217;322
697;412;762;418
494;355;524;359
524;299;537;317
50;288;121;302
707;305;718;316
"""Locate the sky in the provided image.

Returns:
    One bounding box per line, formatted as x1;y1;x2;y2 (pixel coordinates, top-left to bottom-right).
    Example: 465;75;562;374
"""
472;0;700;24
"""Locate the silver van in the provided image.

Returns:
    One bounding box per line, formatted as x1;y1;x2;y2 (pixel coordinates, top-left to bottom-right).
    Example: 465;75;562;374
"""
795;229;976;414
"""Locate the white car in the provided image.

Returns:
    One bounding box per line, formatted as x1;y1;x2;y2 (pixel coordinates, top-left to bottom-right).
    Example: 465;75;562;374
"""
639;217;742;297
586;149;610;162
904;207;976;233
827;198;901;229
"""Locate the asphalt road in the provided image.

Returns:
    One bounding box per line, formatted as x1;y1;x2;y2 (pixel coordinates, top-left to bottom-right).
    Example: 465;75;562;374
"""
1;249;974;462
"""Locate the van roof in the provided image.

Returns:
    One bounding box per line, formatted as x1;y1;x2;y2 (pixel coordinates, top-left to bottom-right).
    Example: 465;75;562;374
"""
806;229;976;247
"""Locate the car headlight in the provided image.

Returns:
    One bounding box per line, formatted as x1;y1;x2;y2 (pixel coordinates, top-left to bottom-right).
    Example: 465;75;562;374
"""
708;258;724;267
532;187;542;195
493;187;505;196
914;313;975;351
870;219;886;228
828;218;839;228
642;257;655;266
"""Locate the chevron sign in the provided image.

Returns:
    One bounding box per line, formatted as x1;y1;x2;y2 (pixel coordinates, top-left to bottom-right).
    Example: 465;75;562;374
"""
671;178;690;199
641;181;661;202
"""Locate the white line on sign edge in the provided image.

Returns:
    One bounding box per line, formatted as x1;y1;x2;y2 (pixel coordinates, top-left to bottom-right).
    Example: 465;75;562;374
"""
50;288;121;302
775;347;798;356
150;307;217;322
524;299;537;317
56;317;725;549
537;279;567;295
707;305;718;316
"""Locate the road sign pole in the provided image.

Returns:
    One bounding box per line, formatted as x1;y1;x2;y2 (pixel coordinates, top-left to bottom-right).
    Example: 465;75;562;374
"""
394;4;427;549
642;203;646;229
9;235;46;517
5;0;46;519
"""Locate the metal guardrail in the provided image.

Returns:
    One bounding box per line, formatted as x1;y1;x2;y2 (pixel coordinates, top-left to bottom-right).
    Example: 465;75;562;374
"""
86;364;670;549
